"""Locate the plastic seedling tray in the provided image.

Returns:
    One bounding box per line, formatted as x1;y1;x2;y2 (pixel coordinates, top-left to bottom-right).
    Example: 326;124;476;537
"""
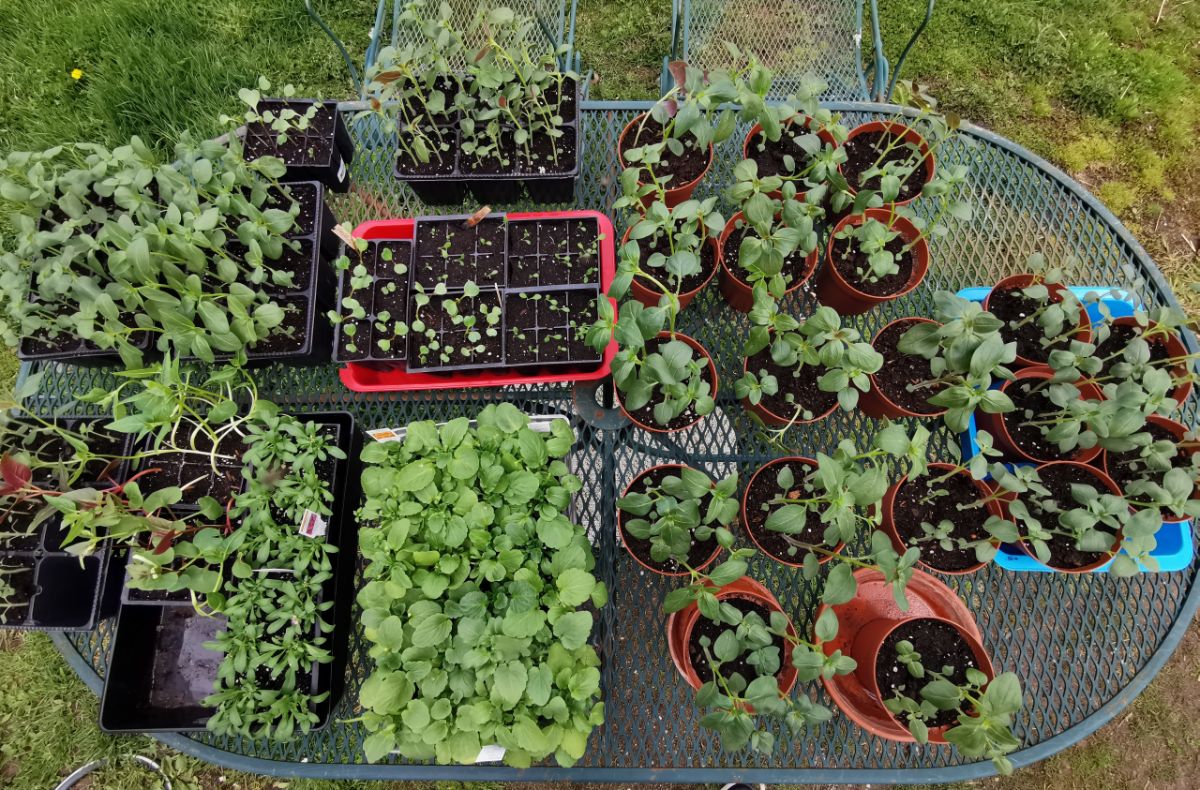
332;238;414;365
411;213;508;290
957;285;1191;573
244;99;354;192
337;210;618;393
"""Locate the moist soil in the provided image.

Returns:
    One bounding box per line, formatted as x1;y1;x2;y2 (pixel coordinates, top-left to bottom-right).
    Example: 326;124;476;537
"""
893;472;991;571
622;336;715;431
841;128;929;202
747;122;824;180
744;346;838;420
1003;379;1075;461
830;232;916;297
544;77;578;124
688;598;785;686
517;127;577;175
401;76;460;126
271;182;317;235
139;429;246;506
348;239;411;362
620;466;716;574
409;292;504;369
1106;421;1194;518
877;619;977;729
872;321;944;414
1019;463;1117;569
249;295;308;354
395;125;458;176
461;133;516;176
507;219;600;288
28;418;129;486
744;459;827;564
989;284;1080;363
632;233;716;297
1096;322;1178;381
244;100;337;165
260;238;315;295
620;116;710;187
723;225;815;290
504;289;599;366
413;218;506;288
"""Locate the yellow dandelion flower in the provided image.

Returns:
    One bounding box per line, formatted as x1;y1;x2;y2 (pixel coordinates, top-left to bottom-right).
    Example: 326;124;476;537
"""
70;68;83;80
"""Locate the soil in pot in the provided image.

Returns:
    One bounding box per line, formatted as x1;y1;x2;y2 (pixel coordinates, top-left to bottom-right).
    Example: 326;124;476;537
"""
841;129;928;203
876;619;978;728
507;218;600;288
1096;322;1182;382
723;224;815;289
247;296;308;354
623;336;716;431
244;101;339;165
461;133;517;177
504;288;600;366
270;182;318;234
687;597;785;685
517;127;577;175
413;218;506;288
988;284;1078;364
1019;463;1117;569
892;474;991;572
140;428;246;506
633;230;716;297
395;125;458;176
744;347;837;420
620;116;710;187
621;466;718;574
746;123;825;181
829;232;916;297
259;239;316;295
1105;420;1193;507
872;321;943;414
744;459;826;563
543;77;578;123
409;290;504;369
1002;379;1075;461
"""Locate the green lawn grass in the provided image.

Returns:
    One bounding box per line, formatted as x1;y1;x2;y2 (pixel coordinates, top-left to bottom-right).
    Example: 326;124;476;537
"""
2;1;1199;788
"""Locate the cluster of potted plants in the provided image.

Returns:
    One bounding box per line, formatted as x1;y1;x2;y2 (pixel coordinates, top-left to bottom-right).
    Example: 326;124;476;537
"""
360;2;581;204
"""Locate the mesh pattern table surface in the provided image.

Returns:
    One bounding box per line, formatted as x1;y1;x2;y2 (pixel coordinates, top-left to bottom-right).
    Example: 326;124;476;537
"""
44;100;1200;783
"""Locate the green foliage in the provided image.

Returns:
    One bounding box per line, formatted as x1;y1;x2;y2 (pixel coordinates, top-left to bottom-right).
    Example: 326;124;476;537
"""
355;406;604;768
616;466;738;565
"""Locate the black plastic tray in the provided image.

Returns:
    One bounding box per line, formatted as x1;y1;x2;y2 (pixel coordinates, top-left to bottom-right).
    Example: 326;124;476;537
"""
244;99;355;193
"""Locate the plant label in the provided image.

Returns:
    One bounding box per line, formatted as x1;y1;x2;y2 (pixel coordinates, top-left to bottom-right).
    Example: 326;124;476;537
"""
366;427;403;442
299;509;327;538
475;744;506;763
336;157;347;184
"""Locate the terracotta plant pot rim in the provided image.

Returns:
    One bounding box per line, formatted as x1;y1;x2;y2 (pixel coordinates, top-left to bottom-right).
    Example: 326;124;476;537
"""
881;462;1001;575
741;456;844;567
839;120;935;206
742;116;839;160
622;227;719;308
1017;460;1123;572
618;112;715;197
617;331;719;434
1102;413;1195;523
984;274;1094;366
989;365;1102;464
618;463;723;577
866;317;948;419
824;208;930;302
741;339;839;426
718;211;818;300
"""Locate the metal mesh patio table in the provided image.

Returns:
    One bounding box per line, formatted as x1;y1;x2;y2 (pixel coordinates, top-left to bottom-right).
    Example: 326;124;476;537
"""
40;98;1200;783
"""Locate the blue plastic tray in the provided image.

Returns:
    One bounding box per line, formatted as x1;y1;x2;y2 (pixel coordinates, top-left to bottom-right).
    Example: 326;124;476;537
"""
956;286;1192;573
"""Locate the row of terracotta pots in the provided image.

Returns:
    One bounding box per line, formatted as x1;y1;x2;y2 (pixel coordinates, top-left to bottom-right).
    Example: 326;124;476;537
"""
665;571;995;743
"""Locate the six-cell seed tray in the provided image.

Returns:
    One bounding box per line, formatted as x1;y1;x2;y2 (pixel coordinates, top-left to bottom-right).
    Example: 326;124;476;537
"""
336;210;618;392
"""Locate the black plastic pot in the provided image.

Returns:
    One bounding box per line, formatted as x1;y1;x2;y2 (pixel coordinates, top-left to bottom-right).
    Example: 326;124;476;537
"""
393;78;581;205
100;412;360;732
244;99;354;193
332;238;414;366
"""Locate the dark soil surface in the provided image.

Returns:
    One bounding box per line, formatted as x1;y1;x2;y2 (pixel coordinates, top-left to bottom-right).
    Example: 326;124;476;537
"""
1018;463;1117;568
622;336;715;430
841;128;930;202
507;218;600;288
893;472;992;571
138;428;245;506
620;466;717;573
268;182;316;235
746;121;825;180
395;124;458;175
744;459;826;564
336;316;370;361
409;291;504;369
989;284;1082;363
250;295;307;354
877;618;977;728
244;100;337;165
544;77;578;123
723;224;815;290
260;238;314;295
505;288;599;366
620;115;710;188
688;598;784;686
400;76;460;127
517;127;576;175
461;133;515;175
744;346;838;420
830;231;916;297
633;231;716;297
872;320;944;414
413;218;505;288
1004;379;1075;460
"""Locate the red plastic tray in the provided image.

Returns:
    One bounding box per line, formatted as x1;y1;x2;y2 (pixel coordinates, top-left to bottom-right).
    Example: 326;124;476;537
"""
338;210;618;393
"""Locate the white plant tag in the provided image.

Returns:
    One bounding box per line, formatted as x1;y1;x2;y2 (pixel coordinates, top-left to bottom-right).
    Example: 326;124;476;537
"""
367;427;403;442
299;509;327;538
475;744;506;763
336;157;348;184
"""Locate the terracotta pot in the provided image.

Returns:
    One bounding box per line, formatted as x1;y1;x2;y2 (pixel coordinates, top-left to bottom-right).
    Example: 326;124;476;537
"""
880;462;1002;575
1101;414;1196;523
817;208;930;315
975;365;1103;464
622;227;718;310
984;274;1093;367
618;112;714;208
1015;460;1123;572
860;317;947;419
666;576;799;696
1109;316;1194;405
740;341;839;427
740;456;844;567
741;117;838;201
839;120;935;207
851;616;995;743
718;211;818;313
617;331;718;433
618;463;723;576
